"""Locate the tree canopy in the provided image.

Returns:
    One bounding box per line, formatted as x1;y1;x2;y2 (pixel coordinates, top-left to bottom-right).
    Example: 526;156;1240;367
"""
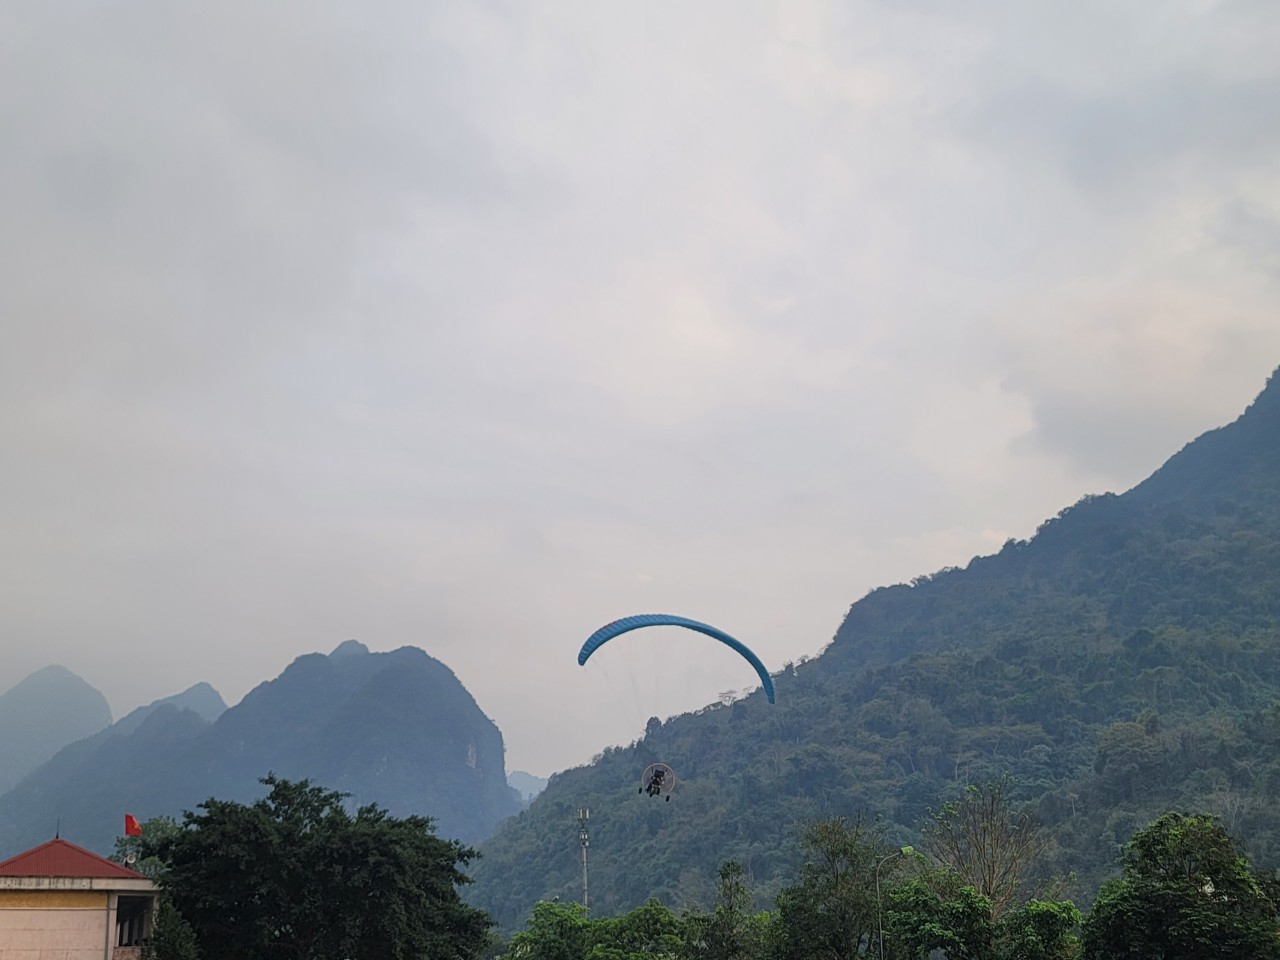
1082;812;1280;960
138;774;492;960
485;809;1280;960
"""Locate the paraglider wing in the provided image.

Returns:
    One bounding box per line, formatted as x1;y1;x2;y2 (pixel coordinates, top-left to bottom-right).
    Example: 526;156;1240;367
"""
577;614;776;704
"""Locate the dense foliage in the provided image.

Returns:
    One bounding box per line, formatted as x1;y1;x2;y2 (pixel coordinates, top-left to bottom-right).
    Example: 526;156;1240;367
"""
497;811;1277;959
471;370;1280;928
1082;813;1280;960
141;899;201;960
134;776;493;960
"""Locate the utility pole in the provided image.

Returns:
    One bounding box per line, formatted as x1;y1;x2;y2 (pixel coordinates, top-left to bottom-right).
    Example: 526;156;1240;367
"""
577;807;590;911
876;846;914;960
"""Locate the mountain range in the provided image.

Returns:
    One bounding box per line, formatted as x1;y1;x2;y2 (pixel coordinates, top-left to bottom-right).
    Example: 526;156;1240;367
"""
5;366;1278;932
467;366;1280;929
0;641;521;855
508;770;550;805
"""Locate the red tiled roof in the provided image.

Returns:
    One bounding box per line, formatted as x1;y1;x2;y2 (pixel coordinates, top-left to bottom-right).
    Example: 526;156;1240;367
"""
0;838;146;880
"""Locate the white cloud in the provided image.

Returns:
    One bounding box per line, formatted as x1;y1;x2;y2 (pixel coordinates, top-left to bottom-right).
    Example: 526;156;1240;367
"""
1;0;1278;775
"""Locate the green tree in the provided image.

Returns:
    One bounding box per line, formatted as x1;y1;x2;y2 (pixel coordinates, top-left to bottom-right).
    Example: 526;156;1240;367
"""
1082;812;1280;960
683;861;768;960
500;898;685;960
772;816;897;960
503;900;592;960
146;775;491;960
141;899;200;960
114;818;201;960
591;899;685;959
112;816;181;880
888;869;1079;960
887;874;996;960
997;899;1080;960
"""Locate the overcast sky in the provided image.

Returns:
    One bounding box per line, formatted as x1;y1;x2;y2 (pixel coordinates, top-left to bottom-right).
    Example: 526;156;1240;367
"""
3;1;1279;777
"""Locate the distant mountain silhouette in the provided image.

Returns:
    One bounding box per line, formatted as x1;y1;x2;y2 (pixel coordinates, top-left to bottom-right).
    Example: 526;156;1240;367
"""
469;366;1280;929
0;666;111;795
508;770;549;806
111;682;227;737
0;645;520;856
330;638;370;657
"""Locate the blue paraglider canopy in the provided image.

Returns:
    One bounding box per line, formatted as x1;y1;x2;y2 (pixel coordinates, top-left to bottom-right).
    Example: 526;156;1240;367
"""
578;614;776;704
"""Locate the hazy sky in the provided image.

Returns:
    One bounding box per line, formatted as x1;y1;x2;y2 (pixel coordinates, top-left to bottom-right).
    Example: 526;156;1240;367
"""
3;1;1279;776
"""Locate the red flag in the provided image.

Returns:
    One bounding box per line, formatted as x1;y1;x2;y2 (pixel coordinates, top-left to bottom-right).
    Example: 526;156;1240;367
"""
124;814;142;837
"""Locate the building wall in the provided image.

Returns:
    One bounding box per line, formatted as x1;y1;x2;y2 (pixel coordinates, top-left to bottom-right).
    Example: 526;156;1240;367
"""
0;889;110;960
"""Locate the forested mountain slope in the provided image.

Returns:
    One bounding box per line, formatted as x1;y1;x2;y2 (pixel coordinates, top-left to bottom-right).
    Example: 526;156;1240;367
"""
469;367;1280;930
821;368;1280;676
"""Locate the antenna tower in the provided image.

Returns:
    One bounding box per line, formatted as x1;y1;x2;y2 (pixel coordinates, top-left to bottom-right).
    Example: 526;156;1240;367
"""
577;807;590;911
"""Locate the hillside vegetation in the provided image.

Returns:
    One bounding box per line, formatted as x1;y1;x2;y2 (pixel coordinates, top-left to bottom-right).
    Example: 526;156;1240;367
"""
469;368;1280;930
